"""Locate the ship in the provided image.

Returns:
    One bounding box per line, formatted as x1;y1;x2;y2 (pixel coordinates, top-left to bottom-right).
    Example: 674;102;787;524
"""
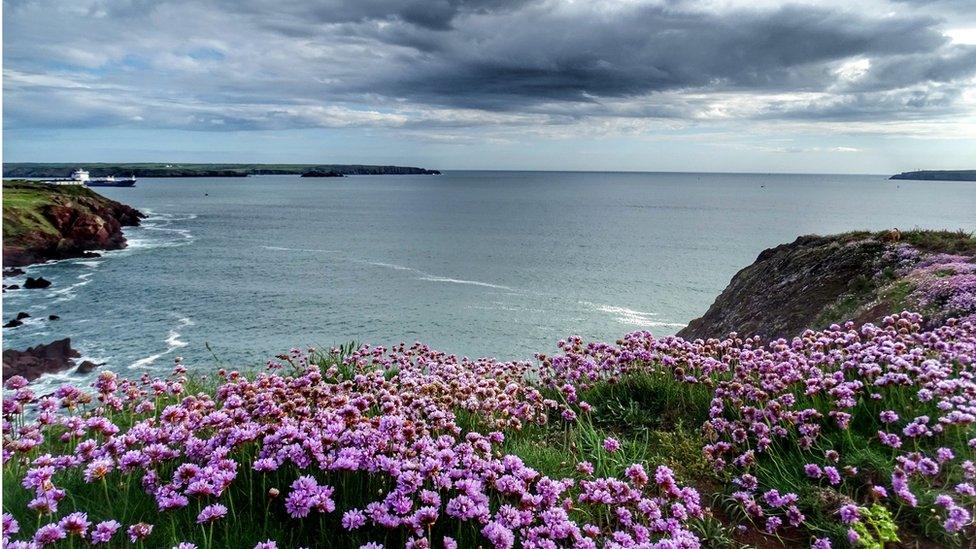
71;169;137;187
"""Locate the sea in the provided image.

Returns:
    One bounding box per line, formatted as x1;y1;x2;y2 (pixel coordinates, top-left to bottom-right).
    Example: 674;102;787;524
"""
4;171;975;391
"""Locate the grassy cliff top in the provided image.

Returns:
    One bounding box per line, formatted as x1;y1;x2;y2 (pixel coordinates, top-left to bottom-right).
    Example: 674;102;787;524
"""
2;180;144;266
2;180;102;239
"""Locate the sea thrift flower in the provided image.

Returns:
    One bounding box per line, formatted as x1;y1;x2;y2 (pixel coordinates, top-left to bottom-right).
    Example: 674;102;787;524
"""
33;524;67;546
342;510;366;530
602;437;621;453
197;503;228;524
90;520;121;544
839;504;860;524
59;512;89;536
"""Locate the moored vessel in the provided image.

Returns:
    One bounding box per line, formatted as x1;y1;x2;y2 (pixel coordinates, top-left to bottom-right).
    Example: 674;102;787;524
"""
72;169;137;187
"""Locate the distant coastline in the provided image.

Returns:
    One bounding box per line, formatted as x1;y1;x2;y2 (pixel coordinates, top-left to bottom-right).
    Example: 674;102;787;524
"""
890;169;976;181
3;162;441;178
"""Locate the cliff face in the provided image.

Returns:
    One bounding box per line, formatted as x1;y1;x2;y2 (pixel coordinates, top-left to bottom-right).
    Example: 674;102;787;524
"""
2;180;145;267
678;230;976;341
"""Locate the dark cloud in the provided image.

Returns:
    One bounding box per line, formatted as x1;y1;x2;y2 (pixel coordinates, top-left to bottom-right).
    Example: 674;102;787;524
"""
359;4;964;109
3;0;976;132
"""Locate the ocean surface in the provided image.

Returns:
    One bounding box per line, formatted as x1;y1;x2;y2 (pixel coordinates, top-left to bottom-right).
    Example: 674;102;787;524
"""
4;171;976;390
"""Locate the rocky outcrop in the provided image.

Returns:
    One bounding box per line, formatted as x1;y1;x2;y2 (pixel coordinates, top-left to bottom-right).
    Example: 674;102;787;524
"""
2;338;81;382
23;277;51;289
2;180;144;267
678;230;976;341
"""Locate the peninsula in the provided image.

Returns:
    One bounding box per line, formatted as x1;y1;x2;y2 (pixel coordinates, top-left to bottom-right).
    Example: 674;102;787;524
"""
889;170;976;181
3;162;441;178
2;180;144;267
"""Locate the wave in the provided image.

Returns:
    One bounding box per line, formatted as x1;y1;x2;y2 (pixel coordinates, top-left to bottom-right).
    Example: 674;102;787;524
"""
417;276;513;291
582;301;686;328
116;211;196;253
129;317;193;369
356;258;514;291
364;261;418;272
46;277;93;304
262;245;336;253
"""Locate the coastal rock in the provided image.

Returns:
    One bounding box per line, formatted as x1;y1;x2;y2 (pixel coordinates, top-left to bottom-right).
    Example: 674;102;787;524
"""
48;314;60;321
24;277;52;289
2;338;81;382
2;180;145;267
75;360;103;374
16;312;30;320
6;284;20;290
3;319;23;328
678;230;975;340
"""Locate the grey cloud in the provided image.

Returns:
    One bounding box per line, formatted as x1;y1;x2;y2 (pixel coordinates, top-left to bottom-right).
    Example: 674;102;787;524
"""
3;0;976;132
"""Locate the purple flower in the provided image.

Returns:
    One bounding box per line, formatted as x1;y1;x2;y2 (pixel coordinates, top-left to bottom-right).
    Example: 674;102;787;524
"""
879;410;899;424
839;504;860;524
254;542;278;549
33;524;67;546
2;513;19;535
197;503;228;524
59;512;89;537
90;520;121;544
824;466;842;486
342;510;366;530
602;437;621;453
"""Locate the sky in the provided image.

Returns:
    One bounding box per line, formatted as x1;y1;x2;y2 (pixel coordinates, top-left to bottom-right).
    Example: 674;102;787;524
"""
3;0;976;173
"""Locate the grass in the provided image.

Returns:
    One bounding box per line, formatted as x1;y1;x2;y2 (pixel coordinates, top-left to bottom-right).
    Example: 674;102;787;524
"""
2;180;108;239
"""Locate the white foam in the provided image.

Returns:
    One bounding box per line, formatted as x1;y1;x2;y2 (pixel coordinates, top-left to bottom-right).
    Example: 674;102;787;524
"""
417;276;513;291
129;317;193;369
365;261;418;272
46;278;93;303
355;258;513;291
130;352;167;369
262;245;336;253
582;301;686;328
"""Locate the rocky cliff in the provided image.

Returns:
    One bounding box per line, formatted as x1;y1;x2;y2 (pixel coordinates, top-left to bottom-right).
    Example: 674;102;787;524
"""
2;180;145;267
678;230;976;340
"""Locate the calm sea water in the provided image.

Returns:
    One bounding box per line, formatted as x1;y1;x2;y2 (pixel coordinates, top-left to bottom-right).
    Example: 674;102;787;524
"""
5;171;975;390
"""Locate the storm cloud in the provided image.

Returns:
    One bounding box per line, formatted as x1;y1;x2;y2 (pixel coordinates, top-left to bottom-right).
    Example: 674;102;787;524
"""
3;0;976;135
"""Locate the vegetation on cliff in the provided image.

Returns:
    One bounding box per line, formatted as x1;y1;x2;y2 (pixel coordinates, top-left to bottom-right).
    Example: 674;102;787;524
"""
679;229;976;340
2;180;144;267
3;163;441;178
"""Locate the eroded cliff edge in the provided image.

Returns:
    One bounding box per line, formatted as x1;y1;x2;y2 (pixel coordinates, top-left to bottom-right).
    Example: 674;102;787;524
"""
2;180;145;267
678;230;976;340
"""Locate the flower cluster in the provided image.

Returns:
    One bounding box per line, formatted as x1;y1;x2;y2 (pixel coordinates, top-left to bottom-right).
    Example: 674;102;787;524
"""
539;312;976;540
3;343;704;548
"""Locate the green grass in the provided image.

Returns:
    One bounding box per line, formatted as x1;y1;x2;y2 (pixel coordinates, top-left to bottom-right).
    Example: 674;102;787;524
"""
2;180;112;239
